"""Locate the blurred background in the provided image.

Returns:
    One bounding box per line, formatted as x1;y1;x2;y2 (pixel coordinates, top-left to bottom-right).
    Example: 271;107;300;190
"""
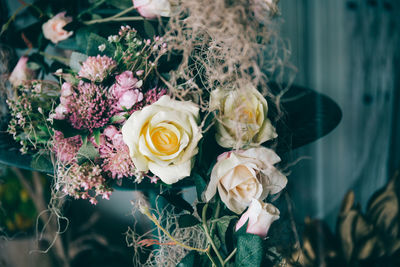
0;0;399;266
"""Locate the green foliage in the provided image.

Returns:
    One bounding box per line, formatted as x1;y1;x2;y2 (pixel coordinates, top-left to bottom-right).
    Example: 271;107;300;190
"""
107;0;134;10
178;214;201;228
77;142;99;164
86;33;116;57
52;119;83;138
177;251;211;267
160;190;194;213
30;151;53;173
235;232;266;267
69;52;88;72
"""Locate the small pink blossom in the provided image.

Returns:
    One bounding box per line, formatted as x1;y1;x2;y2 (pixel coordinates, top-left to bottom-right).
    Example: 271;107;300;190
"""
42;12;73;44
61;82;73;96
54;104;68;120
103;125;119;140
117;89;144;110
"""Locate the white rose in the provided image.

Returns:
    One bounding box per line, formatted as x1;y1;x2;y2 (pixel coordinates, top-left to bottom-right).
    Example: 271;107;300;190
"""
204;147;287;214
42;12;73;44
210;86;277;149
122;95;202;184
235;198;280;238
133;0;172;19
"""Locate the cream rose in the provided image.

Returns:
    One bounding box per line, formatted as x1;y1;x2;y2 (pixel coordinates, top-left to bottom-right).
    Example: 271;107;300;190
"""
235;198;280;238
42;12;73;44
210;86;277;149
204;147;287;214
121;95;202;184
133;0;172;19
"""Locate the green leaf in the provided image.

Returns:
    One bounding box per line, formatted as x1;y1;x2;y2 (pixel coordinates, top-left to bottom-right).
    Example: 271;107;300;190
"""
52;119;82;138
30;151;53;173
177;251;210;267
143;20;156;38
86;33;115;57
77;142;99;164
110;114;126;123
69;52;88;72
216;215;237;245
192;172;207;201
178;214;200;228
235;233;266;267
93;128;101;146
107;0;134;10
160;190;194;213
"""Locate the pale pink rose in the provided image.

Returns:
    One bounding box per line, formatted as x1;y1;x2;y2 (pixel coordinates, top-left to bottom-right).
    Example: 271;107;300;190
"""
204;147;287;214
133;0;172;19
42;12;73;44
235;199;280;238
103;125;119;140
8;56;35;87
117;89;144;110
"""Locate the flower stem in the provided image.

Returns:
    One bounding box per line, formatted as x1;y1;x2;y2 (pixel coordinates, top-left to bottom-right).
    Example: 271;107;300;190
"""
140;206;209;253
83;6;143;25
224;248;237;264
202;203;225;266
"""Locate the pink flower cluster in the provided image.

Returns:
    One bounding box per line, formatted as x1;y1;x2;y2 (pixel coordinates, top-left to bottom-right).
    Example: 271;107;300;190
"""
99;125;136;179
66;82;115;130
111;71;144;111
78;55;116;82
53;131;82;163
58;163;112;205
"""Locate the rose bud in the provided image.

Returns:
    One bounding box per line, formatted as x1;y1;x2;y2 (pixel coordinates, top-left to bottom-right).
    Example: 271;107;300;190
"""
235;199;280;238
42;12;73;44
8;56;36;87
133;0;172;19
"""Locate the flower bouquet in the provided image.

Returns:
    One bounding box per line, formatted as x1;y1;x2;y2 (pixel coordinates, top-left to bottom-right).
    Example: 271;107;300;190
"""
1;0;341;266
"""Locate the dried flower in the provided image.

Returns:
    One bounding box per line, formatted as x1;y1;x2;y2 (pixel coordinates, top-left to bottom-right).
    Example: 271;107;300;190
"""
53;131;82;163
67;82;115;130
57;162;112;204
78;55;116;82
99;128;137;179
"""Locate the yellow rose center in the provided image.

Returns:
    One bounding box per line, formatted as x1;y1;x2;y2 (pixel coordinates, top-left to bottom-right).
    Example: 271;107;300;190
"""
150;126;179;155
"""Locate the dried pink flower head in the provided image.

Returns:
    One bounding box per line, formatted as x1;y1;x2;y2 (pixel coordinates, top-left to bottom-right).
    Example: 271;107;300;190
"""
53;131;82;163
78;55;116;82
42;12;73;44
67;82;115;130
99;129;136;179
58;162;112;204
